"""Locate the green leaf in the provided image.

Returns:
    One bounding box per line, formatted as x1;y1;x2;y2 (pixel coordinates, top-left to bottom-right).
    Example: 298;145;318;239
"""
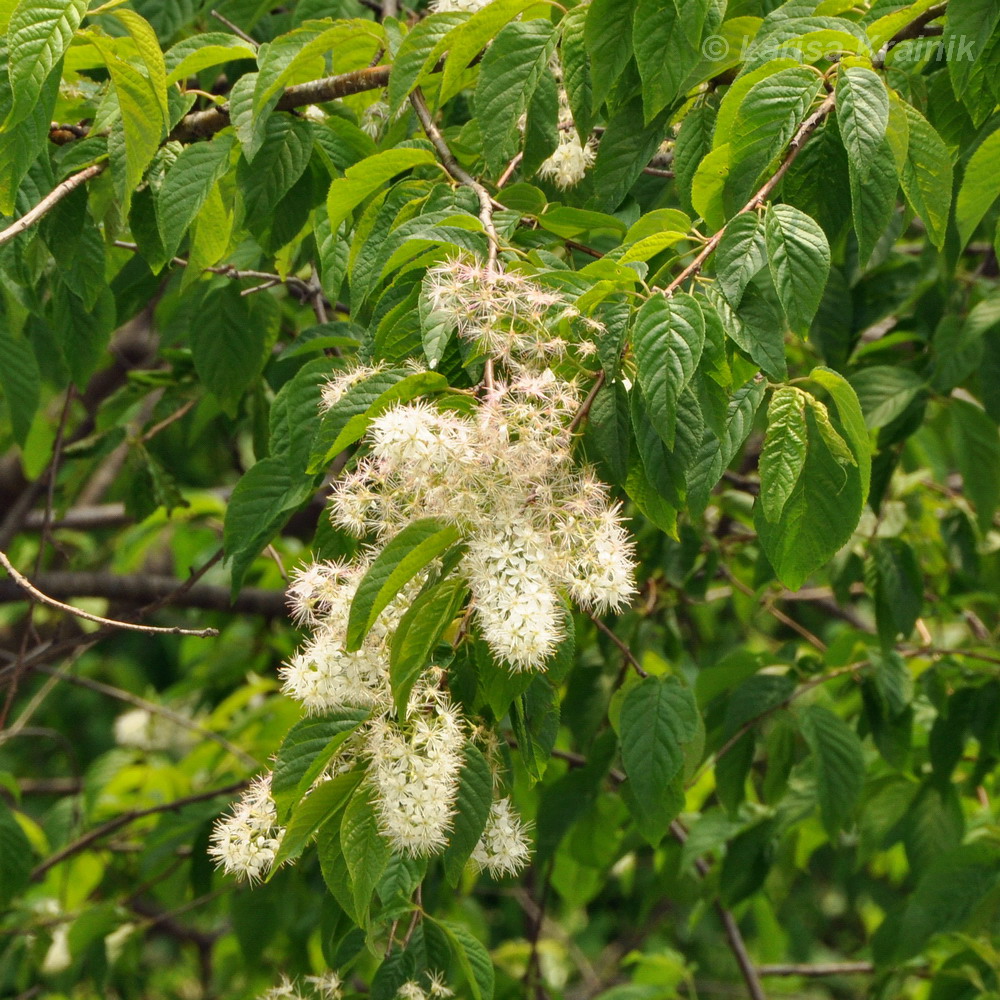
307;369;448;473
726;66;822;210
848;365;926;429
88;33;165;195
475;19;556;177
591;96;668;212
584;0;635;108
0;43;59;216
0;800;33;909
432;918;495;1000
223;457;316;593
799;704;864;836
237;115;314;224
849;135;898;266
943;0;1000;97
271;710;370;820
0;332;40;448
632;0;708;123
687;378;766;514
190;284;280;414
755;402;864;590
157;134;235;260
341;785;391;925
560;5;592;141
272;769;363;870
347;519;462;651
109;8;169;126
882;845;1000;963
835;66;889;182
764;203;831;334
164;32;257;85
254;20;383;118
758;387;808;523
325;148;438;237
632;292;705;448
714;212;766;306
4;0;86;128
388;12;466;115
583;380;631;485
956;127;1000;248
51;285;116;389
619;675;700;844
439;0;541;105
949;398;1000;531
442;743;493;886
899;104;953;251
808;366;871;504
870;538;922;645
390;576;468;717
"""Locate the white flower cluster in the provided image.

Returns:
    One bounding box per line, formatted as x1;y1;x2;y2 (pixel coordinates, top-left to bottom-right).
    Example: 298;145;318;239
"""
258;971;344;1000
471;796;532;876
208;775;285;884
257;969;453;1000
328;272;637;671
365;700;465;856
113;706;196;754
538;132;596;190
281;558;397;713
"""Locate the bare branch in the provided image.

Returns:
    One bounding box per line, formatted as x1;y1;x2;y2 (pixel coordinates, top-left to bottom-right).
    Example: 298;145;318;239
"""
208;8;258;46
0;163;106;248
0;570;286;617
0;551;219;638
758;962;874;977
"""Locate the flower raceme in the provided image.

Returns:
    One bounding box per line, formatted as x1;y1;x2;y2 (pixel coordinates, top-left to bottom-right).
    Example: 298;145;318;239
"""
210;257;632;914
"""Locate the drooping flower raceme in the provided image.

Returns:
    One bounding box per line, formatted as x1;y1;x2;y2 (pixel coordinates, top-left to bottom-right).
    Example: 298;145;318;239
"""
471;796;532;876
212;256;634;892
364;693;465;855
538;132;597;189
208;774;285;884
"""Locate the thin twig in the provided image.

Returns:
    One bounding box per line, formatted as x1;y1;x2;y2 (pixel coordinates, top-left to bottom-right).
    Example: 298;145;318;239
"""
497;152;523;189
0;163;105;247
30;781;248;881
0;551;218;638
410;86;499;389
757;962;874;977
663;93;836;300
31;665;258;767
209;8;259;46
720;565;827;652
142;399;196;443
588;613;648;678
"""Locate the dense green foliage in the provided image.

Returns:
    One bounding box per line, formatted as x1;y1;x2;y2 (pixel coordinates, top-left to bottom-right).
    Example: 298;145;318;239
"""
1;0;1000;998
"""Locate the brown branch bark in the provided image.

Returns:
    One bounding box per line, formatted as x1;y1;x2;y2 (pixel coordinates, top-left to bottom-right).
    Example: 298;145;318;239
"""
757;962;874;977
0;551;218;638
0;570;286;617
0;163;106;247
169;65;392;142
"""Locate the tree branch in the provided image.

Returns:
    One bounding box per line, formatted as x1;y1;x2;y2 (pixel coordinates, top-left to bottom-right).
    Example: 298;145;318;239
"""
757;962;874;977
0;570;287;617
169;66;392;142
0;551;219;638
544;745;768;1000
0;163;106;248
410;86;500;387
30;781;248;881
